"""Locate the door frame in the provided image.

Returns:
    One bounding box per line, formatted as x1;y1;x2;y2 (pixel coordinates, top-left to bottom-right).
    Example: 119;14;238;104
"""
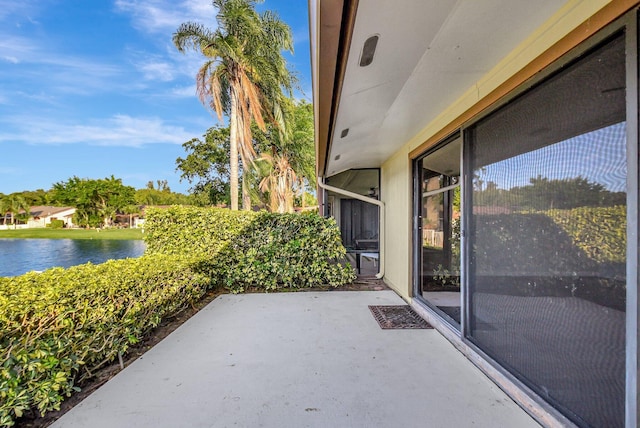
412;131;463;328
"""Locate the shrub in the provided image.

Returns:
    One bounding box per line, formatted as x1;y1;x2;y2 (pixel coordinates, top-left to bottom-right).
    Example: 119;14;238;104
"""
144;206;355;292
214;212;355;292
546;205;626;264
473;213;595;275
0;254;210;426
143;206;256;257
47;219;65;229
473;205;627;275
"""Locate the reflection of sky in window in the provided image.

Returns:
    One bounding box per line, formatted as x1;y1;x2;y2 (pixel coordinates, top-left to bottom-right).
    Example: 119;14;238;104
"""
477;122;627;192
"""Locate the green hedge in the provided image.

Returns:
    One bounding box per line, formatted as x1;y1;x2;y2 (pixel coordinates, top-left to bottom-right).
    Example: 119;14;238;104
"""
143;206;256;257
473;205;626;274
46;219;64;229
144;206;355;292
0;255;210;426
546;205;626;264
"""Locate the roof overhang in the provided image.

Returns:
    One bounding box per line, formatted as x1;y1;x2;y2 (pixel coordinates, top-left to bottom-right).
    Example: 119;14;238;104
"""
309;0;358;179
310;0;594;179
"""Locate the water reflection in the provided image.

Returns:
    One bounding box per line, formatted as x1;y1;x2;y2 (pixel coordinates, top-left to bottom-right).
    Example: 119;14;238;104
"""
0;239;146;277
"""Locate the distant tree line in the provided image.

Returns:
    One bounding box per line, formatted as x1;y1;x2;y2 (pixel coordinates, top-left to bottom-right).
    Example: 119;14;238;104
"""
0;177;194;228
473;175;625;211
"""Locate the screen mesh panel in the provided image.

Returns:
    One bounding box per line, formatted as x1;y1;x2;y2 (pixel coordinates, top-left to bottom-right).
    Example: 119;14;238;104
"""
467;34;626;427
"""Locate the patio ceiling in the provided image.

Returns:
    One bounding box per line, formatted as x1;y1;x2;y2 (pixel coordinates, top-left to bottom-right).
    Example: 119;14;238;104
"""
312;0;569;178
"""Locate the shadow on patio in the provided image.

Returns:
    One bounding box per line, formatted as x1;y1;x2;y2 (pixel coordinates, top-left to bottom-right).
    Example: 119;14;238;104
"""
51;290;539;428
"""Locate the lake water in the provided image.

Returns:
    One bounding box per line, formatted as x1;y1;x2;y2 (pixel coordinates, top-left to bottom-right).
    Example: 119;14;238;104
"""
0;239;146;277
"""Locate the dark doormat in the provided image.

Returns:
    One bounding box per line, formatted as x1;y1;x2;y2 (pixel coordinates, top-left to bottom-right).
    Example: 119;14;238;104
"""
368;305;433;329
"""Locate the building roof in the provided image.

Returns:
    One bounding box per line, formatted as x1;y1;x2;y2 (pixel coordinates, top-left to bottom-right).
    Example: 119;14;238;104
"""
27;206;76;218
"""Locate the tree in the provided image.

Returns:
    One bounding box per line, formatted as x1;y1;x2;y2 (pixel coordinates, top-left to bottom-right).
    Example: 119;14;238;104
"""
149;180;170;192
176;126;232;206
173;0;294;210
254;99;315;213
122;204;140;228
20;189;49;206
473;174;626;210
0;193;31;226
135;181;191;206
0;197;7;225
50;176;135;228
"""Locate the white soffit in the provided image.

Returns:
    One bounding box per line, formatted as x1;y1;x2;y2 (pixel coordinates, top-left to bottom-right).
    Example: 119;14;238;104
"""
326;0;568;176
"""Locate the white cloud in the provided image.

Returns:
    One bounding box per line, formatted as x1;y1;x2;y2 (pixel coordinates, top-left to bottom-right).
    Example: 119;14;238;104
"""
0;114;197;147
137;59;175;81
0;35;37;63
14;91;58;105
114;0;217;34
170;84;197;97
0;34;122;82
0;0;39;21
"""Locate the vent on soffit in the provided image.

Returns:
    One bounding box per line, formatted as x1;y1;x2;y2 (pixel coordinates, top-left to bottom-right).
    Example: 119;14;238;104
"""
360;34;379;67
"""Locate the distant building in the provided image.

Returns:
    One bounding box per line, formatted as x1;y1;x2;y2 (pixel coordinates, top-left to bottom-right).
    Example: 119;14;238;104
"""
26;206;76;228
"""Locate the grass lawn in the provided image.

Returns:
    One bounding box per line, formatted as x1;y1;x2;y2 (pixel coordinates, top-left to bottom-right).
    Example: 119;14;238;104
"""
0;228;143;240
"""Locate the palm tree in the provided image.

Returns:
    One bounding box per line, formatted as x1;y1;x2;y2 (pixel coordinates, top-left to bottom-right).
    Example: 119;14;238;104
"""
0;197;9;225
173;0;294;210
122;204;140;228
257;152;298;213
255;99;316;213
1;194;31;227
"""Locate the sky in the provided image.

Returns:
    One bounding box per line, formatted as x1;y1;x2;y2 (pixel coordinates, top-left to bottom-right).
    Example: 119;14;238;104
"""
0;0;312;195
479;122;627;193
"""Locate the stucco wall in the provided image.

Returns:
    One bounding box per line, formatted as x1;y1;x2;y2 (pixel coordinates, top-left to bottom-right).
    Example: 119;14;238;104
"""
380;147;411;297
380;0;613;300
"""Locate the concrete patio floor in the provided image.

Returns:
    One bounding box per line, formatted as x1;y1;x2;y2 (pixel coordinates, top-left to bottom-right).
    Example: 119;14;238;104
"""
52;290;540;428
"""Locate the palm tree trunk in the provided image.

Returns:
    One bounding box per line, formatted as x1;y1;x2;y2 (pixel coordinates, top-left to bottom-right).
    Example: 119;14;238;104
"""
239;149;252;210
278;174;286;213
242;172;251;211
229;89;240;210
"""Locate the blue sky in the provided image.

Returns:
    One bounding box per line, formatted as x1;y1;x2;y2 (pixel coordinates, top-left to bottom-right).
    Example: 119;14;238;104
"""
0;0;311;195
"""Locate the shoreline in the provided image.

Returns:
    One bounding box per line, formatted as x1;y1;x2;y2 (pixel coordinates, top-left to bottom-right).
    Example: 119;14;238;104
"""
0;228;143;240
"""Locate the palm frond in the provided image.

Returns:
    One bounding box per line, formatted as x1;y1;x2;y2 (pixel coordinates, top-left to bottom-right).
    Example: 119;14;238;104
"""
239;71;265;130
173;22;215;53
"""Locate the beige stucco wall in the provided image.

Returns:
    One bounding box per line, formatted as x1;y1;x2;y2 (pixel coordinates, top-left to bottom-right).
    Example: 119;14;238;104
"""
380;0;613;300
379;147;412;296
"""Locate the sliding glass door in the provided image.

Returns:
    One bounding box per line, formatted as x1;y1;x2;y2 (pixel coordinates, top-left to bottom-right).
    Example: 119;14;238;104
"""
465;32;626;427
412;19;634;427
414;136;461;328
